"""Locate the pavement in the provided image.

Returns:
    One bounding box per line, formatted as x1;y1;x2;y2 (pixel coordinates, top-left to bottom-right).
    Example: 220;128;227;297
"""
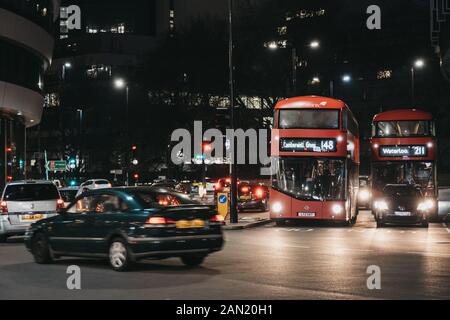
223;210;271;230
0;211;449;300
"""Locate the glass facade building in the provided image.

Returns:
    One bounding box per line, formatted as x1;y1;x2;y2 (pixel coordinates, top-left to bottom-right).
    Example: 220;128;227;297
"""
0;0;59;188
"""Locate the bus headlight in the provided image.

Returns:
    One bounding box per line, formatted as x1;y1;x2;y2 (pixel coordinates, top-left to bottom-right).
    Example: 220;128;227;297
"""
272;202;283;214
374;200;388;211
358;189;370;201
332;204;344;214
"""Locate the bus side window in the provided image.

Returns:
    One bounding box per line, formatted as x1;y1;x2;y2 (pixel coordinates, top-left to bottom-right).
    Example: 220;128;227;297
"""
342;109;348;130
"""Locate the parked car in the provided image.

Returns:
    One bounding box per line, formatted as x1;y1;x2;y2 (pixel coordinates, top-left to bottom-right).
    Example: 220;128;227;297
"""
76;179;112;197
1;181;63;242
25;187;225;271
438;187;450;221
373;184;432;228
59;186;79;208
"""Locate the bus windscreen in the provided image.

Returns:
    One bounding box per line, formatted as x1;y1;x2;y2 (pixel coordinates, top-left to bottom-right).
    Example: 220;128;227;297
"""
279;109;340;129
375;120;432;137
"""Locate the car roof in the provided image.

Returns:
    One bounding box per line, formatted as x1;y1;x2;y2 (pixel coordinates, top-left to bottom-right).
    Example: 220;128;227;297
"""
6;180;55;186
59;187;79;191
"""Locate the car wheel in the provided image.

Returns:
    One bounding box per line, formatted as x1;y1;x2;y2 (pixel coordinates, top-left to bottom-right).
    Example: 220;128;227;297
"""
376;221;385;228
109;238;134;272
421;220;429;228
31;233;53;264
181;255;206;267
0;234;7;243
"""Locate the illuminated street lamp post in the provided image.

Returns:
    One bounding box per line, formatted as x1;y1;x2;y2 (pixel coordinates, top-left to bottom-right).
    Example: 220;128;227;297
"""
411;59;425;106
114;78;130;185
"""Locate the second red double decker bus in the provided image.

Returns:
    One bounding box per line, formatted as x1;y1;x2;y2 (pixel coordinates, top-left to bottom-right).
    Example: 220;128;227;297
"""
270;96;360;225
370;109;438;219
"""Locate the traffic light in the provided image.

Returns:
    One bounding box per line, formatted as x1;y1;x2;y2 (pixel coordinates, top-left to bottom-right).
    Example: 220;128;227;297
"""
5;147;12;153
202;141;212;153
131;145;137;151
133;173;139;180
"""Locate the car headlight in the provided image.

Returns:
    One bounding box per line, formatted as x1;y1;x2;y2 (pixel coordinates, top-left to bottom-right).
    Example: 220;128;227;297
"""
417;199;434;212
374;200;388;211
358;189;370;201
272;202;283;214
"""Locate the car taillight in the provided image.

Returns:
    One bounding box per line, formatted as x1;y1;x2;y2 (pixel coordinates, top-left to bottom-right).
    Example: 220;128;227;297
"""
254;188;264;199
214;182;222;190
210;215;225;223
241;186;250;193
57;199;65;209
1;201;7;214
145;216;176;225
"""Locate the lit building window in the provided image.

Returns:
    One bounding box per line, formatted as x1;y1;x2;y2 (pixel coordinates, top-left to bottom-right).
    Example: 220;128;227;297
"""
86;65;112;79
44;93;61;108
377;69;393;80
277;26;287;36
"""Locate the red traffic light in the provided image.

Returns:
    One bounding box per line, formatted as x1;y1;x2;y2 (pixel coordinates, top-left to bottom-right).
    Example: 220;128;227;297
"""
131;145;137;151
5;147;12;153
202;142;212;152
133;173;139;180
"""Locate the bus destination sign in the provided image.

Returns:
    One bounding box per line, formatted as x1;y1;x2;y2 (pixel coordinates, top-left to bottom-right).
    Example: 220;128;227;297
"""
379;145;427;157
280;138;337;153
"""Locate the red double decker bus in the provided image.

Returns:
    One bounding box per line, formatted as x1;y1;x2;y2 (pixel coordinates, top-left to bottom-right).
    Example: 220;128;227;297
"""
270;96;360;225
370;109;437;217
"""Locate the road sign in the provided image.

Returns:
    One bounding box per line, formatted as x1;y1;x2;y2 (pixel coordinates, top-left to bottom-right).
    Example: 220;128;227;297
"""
46;160;67;172
217;193;229;218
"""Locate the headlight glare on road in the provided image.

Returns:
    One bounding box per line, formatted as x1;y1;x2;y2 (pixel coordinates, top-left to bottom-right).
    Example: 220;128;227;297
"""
358;189;370;201
332;204;344;214
374;200;388;211
272;202;283;214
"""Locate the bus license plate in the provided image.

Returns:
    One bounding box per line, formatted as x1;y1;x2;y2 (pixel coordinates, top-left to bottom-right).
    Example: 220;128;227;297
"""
298;212;316;217
394;211;411;216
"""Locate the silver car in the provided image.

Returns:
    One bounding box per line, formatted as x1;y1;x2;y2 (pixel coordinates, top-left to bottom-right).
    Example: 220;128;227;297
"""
0;181;62;242
438;187;450;221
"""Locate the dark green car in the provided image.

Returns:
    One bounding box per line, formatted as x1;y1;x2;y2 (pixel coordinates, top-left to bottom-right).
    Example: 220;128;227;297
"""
24;187;224;271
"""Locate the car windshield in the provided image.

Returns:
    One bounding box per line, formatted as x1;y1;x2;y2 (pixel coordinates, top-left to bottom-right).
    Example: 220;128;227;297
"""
272;157;345;201
376;120;432;137
4;184;59;201
372;161;435;196
278;109;340;129
131;190;200;208
384;186;422;197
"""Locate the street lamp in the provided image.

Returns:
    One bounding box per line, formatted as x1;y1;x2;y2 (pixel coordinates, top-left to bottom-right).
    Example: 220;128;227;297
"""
342;74;352;83
62;62;72;80
310;40;320;49
114;78;130;186
411;58;425;106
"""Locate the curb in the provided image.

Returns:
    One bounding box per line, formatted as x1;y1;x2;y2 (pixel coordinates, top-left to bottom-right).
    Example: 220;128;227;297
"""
223;219;272;230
